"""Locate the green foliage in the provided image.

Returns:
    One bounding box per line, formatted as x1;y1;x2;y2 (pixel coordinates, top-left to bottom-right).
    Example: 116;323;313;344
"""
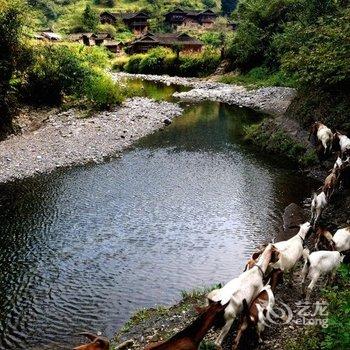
275;8;350;88
321;264;350;350
227;0;349;91
82;4;99;31
286;264;350;350
0;0;31;133
286;88;350;134
227;20;265;70
83;73;125;109
220;66;297;88
202;0;216;8
123;47;221;77
179;48;221;77
243;121;315;166
221;0;238;15
138;47;175;74
22;42;125;109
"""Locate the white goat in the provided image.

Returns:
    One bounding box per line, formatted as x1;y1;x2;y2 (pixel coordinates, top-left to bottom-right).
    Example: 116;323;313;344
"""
334;132;350;157
301;249;344;300
309;122;333;154
207;244;277;348
311;192;327;225
270;222;311;273
333;227;350;252
233;269;283;349
333;156;344;170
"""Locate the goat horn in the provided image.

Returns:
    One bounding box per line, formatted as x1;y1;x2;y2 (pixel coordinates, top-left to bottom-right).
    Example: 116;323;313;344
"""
78;332;98;342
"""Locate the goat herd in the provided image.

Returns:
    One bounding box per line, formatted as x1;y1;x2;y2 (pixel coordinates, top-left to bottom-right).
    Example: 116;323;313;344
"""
74;122;350;350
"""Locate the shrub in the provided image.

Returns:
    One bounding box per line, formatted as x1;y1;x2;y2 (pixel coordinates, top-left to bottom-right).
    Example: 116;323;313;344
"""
139;47;175;75
0;0;29;133
124;54;144;74
123;48;220;77
112;56;130;71
220;66;297;88
23;42;125;109
84;72;125;109
275;9;350;88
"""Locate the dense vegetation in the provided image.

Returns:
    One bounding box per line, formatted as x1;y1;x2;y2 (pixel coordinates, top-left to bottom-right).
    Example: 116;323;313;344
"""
225;0;350;131
114;47;221;77
286;264;350;350
0;0;131;137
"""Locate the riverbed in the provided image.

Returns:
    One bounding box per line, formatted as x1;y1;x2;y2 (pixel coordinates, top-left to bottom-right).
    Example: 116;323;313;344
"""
0;81;316;349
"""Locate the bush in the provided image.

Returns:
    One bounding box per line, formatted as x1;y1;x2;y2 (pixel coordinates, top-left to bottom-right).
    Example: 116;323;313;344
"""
275;9;350;88
139;47;175;75
112;56;130;71
124;54;145;74
23;42;125;109
243;121;317;166
179;49;221;77
84;73;125;109
0;0;29;133
123;47;220;77
220;66;297;88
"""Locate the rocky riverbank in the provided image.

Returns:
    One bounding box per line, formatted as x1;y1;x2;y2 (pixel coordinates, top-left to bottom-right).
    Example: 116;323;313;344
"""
0;97;182;183
113;72;296;116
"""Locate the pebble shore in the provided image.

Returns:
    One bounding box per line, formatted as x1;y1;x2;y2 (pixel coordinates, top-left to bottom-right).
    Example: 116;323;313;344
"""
113;72;297;116
0;97;182;183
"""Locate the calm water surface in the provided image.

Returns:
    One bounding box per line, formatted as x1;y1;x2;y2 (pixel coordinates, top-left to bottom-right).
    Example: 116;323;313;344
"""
0;82;316;349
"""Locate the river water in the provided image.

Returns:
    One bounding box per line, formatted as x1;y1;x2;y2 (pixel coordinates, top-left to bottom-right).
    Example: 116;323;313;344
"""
0;80;316;349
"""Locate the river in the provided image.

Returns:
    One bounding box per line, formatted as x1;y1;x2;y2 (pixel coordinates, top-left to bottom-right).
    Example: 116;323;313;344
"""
0;80;316;349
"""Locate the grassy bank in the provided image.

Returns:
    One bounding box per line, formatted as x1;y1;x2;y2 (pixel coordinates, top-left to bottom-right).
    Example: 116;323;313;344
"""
243;120;318;168
115;285;220;349
286;264;350;350
219;67;297;89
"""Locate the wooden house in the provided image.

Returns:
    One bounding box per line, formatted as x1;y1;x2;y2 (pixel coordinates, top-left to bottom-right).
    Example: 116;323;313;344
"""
67;32;122;54
36;31;62;41
67;33;97;46
126;32;203;54
165;8;217;27
100;11;150;34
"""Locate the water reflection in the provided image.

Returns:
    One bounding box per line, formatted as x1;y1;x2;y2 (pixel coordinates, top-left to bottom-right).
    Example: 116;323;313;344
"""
0;98;316;349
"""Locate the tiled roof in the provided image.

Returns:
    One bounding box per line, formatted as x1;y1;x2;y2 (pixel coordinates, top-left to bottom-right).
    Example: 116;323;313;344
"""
130;33;203;46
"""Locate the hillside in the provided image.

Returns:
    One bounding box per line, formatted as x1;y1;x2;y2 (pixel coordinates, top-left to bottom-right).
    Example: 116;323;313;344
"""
29;0;223;30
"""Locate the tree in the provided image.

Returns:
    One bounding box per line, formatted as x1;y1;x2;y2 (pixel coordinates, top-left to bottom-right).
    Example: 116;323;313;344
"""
0;0;27;134
82;4;98;32
105;0;116;7
221;0;238;16
203;0;216;8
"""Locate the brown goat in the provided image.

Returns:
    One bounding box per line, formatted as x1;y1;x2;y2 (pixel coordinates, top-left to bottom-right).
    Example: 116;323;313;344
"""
73;333;109;350
144;301;228;350
244;251;263;271
233;269;284;350
322;168;340;199
314;227;336;251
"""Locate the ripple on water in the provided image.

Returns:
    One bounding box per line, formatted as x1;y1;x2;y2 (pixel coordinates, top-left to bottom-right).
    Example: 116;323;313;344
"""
0;101;317;349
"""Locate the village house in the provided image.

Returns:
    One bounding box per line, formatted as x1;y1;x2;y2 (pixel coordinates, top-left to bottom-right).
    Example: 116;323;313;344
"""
100;11;150;34
125;32;203;54
67;32;123;54
34;31;62;41
164;8;217;27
